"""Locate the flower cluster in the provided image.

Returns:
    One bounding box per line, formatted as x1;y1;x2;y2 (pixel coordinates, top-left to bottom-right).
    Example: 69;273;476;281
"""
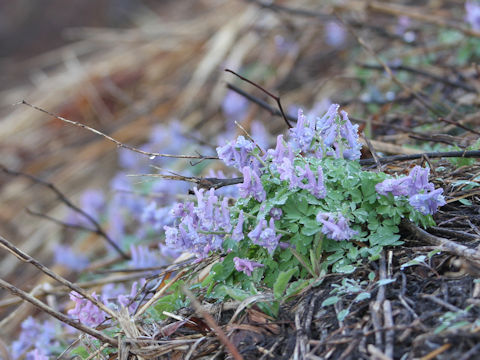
164;188;236;258
376;166;446;215
165;104;362;271
11;317;59;359
316;212;358;241
216;136;259;170
233;257;264;276
68;292;106;327
288;104;362;161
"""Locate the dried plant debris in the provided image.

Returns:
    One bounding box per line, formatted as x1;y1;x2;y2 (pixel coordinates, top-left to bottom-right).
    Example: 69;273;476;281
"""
2;0;480;359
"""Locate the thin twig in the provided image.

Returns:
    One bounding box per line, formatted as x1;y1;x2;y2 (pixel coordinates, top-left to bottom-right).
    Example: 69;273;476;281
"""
19;100;217;161
358;150;480;166
182;286;244;360
0;277;117;347
0;235;118;319
0;164;128;259
225;69;292;128
402;220;480;262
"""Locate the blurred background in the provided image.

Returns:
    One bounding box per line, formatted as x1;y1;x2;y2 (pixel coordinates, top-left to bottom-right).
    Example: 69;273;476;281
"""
1;0;479;345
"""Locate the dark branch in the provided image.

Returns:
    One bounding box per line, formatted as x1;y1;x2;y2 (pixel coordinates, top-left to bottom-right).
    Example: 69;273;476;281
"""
225;69;293;128
0;164;129;259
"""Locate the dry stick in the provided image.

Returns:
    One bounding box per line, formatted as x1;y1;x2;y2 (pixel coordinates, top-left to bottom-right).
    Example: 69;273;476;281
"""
438;117;480;136
0;235;118;319
133;269;188;319
18;100;218;161
182;287;244;360
0;278;117;347
26;207;102;234
225;69;293;128
383;300;394;359
0;164;128;259
402;220;480;262
359;150;480;166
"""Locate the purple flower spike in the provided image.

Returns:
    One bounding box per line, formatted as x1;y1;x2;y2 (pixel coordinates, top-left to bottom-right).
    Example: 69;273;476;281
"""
339;110;362;160
239;167;266;202
216;136;256;169
466;1;480;31
249;218;281;253
375;177;411;197
270;207;283;220
248;219;266;242
316;212;358;241
408;166;434;195
278;158;301;189
68;291;106;327
233;257;264;276
408;188;446;215
289;109;315;152
267;134;286;165
259;218;282;254
317;104;340;146
232;210;245;241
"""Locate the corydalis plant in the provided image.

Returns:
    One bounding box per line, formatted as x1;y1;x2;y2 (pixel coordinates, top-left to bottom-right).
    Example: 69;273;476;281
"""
164;104;445;300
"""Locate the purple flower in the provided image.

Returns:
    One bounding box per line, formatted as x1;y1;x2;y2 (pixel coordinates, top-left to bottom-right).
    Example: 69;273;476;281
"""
376;166;436;198
128;244;162;269
222;90;249;120
408;166;435;194
339;110;362;160
289;109;315;152
11;317;58;357
27;349;49;360
277;157;301;189
298;164;327;198
269;207;283;220
233;257;264;276
216;136;256;169
248;218;281;254
375;177;411;197
232;210;245;241
170;202;194;218
159;243;181;259
251;120;270;150
267;135;286;164
68;291;106;327
466;1;480;31
239;167;266;202
54;245;89;271
141;202;171;230
316;212;358;241
408;188;446;215
325;21;346;47
316;104;340;147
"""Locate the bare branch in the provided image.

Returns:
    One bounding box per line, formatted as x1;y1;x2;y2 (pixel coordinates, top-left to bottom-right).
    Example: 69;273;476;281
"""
0;164;128;259
225;69;293;128
0;234;118;319
0;277;118;347
19;100;218;161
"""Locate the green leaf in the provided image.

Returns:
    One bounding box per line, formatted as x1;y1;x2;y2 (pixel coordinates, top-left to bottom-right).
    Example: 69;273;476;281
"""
354;292;371;302
225;286;252;301
336;264;356;274
322;296;340;307
376;278;396;286
71;346;90;359
337;309;350;322
273;267;298;300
